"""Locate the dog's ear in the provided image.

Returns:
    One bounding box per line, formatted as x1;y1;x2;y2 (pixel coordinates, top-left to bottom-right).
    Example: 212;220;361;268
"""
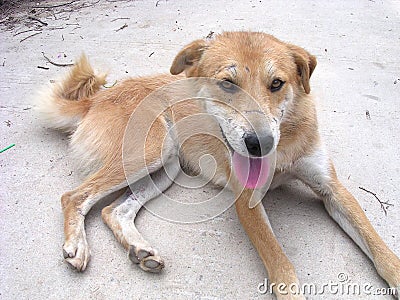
287;44;317;94
170;39;207;75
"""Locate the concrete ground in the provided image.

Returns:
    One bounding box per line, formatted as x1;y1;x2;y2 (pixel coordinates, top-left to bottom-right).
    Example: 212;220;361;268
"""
1;1;399;299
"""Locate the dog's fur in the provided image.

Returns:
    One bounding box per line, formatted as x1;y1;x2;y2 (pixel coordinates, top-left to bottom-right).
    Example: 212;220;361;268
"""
36;32;400;299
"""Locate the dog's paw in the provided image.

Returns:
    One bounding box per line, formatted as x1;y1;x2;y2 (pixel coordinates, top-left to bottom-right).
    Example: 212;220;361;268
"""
128;243;157;263
128;244;164;273
62;234;90;272
139;255;165;273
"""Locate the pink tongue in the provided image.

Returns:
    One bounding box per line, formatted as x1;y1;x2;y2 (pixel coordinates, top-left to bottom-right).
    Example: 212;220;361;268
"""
232;151;270;189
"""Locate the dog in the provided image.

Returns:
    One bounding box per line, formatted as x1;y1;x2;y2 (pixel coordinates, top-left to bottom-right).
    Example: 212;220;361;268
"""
36;31;400;299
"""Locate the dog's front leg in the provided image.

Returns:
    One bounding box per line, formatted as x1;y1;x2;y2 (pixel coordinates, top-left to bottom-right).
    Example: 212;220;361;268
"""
294;147;400;297
235;189;304;300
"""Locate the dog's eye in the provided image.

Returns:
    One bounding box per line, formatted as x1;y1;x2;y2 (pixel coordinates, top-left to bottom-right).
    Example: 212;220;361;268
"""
270;79;285;92
218;79;237;92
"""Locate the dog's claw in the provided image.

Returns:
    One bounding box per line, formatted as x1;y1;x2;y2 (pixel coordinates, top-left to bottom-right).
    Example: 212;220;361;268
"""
62;235;90;272
62;248;70;259
128;244;164;272
128;246;140;264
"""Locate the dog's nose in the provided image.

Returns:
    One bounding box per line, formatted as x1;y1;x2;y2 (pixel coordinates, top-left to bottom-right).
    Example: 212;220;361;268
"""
244;133;274;157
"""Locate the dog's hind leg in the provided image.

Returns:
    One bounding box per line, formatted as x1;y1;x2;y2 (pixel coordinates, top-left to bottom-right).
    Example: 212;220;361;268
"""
61;113;175;271
61;156;172;271
61;164;130;271
102;160;180;272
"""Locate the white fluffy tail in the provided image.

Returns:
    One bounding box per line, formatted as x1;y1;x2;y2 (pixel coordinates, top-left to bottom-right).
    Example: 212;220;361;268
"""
35;54;107;131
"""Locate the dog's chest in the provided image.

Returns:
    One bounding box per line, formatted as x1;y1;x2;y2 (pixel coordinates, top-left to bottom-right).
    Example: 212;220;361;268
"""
178;139;230;188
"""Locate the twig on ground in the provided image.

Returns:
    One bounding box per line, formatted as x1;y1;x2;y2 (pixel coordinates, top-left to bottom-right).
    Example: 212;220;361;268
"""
79;0;101;9
37;66;50;70
366;110;371;120
206;31;214;39
48;27;66;30
111;17;130;22
34;0;79;9
42;52;74;67
359;186;393;216
20;32;42;43
28;16;48;26
14;29;42;36
115;23;128;32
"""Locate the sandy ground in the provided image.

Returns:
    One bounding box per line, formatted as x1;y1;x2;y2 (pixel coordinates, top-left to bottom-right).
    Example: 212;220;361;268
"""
0;1;399;299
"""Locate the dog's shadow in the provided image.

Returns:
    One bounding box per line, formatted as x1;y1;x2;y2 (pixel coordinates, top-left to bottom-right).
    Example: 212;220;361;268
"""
262;180;383;282
262;180;328;258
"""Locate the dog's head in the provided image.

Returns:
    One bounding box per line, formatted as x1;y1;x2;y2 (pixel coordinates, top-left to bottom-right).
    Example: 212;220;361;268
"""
170;32;317;189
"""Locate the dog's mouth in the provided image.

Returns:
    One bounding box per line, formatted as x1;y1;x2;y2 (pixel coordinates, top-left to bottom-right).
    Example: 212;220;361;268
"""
232;152;270;189
219;125;271;189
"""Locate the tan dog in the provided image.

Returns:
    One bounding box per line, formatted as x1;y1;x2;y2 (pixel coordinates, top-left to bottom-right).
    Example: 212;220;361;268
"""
36;32;400;299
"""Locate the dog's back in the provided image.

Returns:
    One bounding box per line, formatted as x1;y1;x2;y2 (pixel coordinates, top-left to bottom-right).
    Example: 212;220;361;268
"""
35;56;182;172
